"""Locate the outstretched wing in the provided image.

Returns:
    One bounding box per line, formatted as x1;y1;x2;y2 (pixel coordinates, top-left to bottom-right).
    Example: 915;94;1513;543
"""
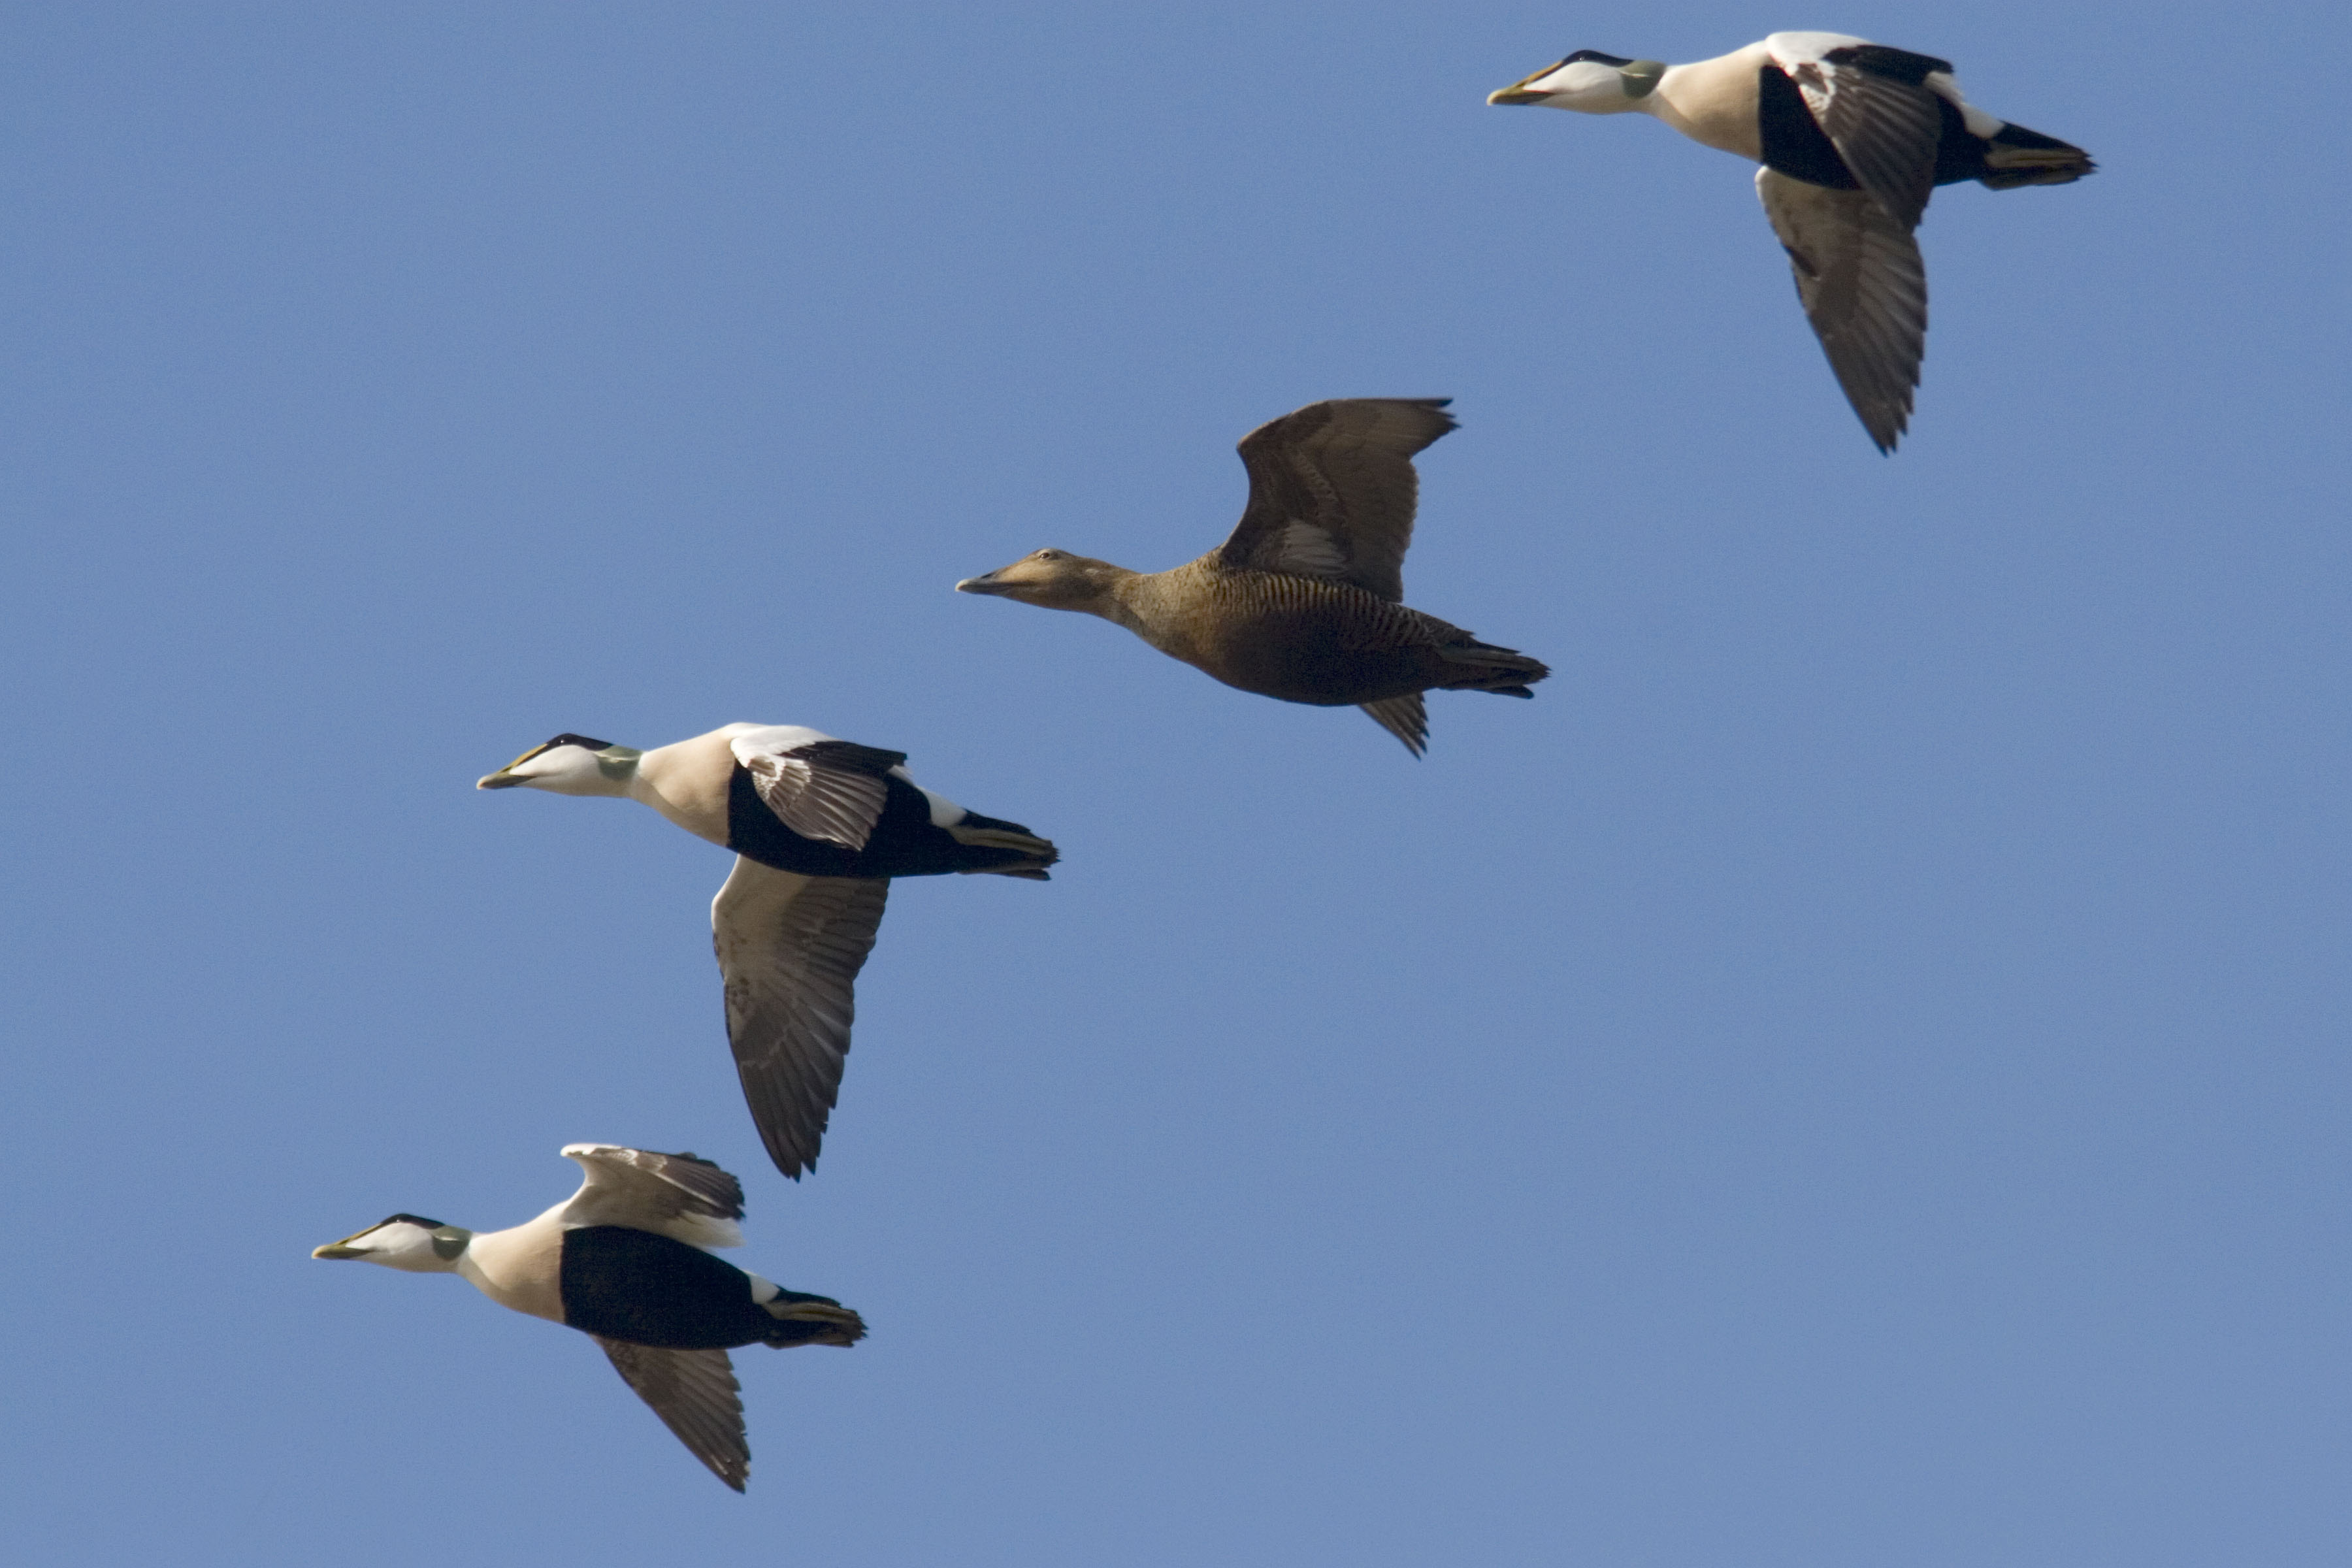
712;857;891;1179
595;1338;751;1492
729;730;909;852
1757;167;1929;453
1218;398;1458;604
558;1145;747;1249
1767;35;1948;230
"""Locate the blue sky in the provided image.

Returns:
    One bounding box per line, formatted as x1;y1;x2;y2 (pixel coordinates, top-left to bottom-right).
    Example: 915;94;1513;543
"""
5;3;2347;1563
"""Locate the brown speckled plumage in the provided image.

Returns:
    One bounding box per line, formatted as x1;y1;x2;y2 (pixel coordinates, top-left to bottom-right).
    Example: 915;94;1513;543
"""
956;398;1548;755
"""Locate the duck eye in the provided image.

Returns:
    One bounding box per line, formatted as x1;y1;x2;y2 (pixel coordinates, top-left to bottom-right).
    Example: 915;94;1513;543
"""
1036;550;1061;561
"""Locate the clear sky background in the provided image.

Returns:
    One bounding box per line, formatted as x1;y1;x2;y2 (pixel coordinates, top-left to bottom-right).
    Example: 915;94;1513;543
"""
5;3;2347;1563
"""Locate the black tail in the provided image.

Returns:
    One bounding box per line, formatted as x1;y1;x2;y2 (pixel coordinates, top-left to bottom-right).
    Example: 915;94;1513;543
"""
1978;123;2094;189
762;1292;867;1348
1435;639;1552;694
945;811;1059;878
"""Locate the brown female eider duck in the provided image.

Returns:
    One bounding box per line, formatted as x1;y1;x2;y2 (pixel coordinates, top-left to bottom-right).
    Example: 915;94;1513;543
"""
955;398;1548;755
314;1145;863;1492
1489;33;2094;451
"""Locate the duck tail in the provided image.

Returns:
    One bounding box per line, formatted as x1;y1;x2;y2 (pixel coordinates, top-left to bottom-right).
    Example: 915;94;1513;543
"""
1435;639;1551;696
762;1293;868;1348
1978;123;2093;188
946;812;1060;878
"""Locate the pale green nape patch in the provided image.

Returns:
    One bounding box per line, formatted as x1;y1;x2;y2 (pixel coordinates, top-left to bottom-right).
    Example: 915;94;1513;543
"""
593;746;643;783
1622;61;1666;99
430;1226;473;1260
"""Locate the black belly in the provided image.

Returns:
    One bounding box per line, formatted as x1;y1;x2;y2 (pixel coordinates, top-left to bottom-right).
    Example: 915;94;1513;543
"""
725;767;1036;877
559;1226;837;1349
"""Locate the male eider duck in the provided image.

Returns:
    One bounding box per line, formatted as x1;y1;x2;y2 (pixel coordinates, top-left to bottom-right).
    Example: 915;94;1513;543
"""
479;725;1056;1177
1489;34;2094;451
313;1144;863;1492
956;398;1548;755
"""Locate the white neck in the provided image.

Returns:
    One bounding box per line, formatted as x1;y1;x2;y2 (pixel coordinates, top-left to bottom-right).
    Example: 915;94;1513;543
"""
1646;44;1769;161
457;1205;568;1323
627;729;741;846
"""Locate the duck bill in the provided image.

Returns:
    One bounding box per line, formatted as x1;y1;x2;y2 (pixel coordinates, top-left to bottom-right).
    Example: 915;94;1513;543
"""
1486;71;1554;106
954;572;1015;596
311;1241;368;1260
477;738;557;789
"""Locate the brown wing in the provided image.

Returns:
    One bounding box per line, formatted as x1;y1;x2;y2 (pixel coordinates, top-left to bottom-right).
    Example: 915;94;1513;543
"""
1218;398;1458;604
1772;41;1947;230
711;857;891;1179
1757;169;1929;453
595;1338;751;1492
732;735;909;852
1357;694;1429;757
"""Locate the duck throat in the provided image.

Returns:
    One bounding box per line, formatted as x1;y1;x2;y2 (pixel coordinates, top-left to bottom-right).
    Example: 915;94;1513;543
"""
1646;46;1769;161
627;733;734;845
1107;561;1229;662
1048;563;1152;638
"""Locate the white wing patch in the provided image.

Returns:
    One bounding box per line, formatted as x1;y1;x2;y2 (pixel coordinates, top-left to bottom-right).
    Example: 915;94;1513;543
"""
1763;31;1869;66
1925;72;2004;139
913;783;964;828
558;1145;746;1250
883;764;967;827
725;723;834;752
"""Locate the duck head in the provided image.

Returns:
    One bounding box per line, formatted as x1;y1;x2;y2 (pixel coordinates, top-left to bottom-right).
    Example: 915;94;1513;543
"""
1488;50;1665;111
476;734;641;794
312;1214;472;1272
955;549;1130;615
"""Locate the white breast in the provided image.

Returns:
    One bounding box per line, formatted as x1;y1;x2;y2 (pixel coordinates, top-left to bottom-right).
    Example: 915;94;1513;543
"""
630;728;750;845
1648;42;1774;161
457;1209;566;1323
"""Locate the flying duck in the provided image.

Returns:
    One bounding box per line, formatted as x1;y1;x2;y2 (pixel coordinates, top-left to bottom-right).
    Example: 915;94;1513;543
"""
479;725;1056;1177
955;398;1548;755
1489;33;2094;451
313;1144;863;1492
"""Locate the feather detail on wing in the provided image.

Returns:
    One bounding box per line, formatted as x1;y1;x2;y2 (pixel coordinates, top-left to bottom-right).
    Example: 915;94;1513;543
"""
1219;398;1458;603
559;1145;747;1249
730;734;909;851
711;857;891;1179
1757;167;1929;453
1770;39;1948;229
595;1338;750;1492
1358;694;1429;757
